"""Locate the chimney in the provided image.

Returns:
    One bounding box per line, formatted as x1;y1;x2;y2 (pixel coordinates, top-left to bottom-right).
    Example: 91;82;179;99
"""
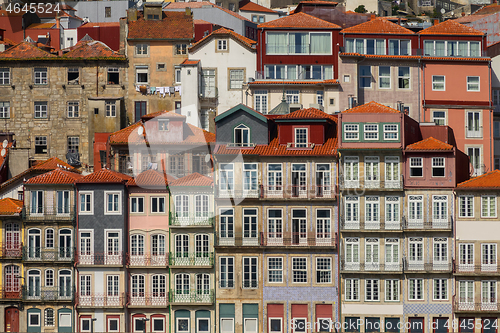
433;19;439;25
185;7;192;16
127;8;137;22
370;14;376;20
56;13;60;29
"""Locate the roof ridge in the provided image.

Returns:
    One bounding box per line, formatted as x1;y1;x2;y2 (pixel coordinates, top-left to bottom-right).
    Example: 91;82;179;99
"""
457;169;500;187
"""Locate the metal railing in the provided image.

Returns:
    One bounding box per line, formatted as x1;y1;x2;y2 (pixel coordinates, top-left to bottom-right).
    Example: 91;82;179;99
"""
215;232;336;247
76;252;124;265
466;126;483;138
23;286;75;301
454;261;500;274
403;217;453;230
127;253;168;267
260;185;336;199
128;292;169;306
216;186;260;199
340;217;402;231
403;259;452;272
169;290;214;304
168;253;214;266
169;213;214;227
454;297;500;312
0;287;22;299
76;293;126;307
340;260;403;272
23;247;74;261
0;243;22;259
338;177;403;190
23;206;76;221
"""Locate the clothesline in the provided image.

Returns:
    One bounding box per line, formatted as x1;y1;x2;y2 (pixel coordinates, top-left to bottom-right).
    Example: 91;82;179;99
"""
135;85;182;97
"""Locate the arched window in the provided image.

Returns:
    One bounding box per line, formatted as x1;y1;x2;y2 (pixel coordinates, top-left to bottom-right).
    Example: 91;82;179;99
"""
45;269;54;287
234;124;250;146
27;229;41;259
45;228;54;248
58;229;72;259
27;269;41;298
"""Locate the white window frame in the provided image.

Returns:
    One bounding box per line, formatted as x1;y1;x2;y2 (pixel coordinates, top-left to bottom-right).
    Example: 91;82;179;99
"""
364;124;379;140
292;257;308;283
433;278;448;300
459;195;474;218
365;279;380;301
385;279;399;301
135;65;149;84
378;66;391;89
106;101;116;117
432;110;446;125
345;278;359;301
108;317;120;333
219;256;234;289
344;124;359;140
242;256;258;289
432;75;445;91
150;196;166;213
294;127;308;147
467;76;480;91
80;317;91;332
28;312;41;327
409;278;424;300
197;318;210;333
217;39;228;51
221;318;234;333
432;157;445;177
152;317;165;333
254;90;268;114
79;191;94;215
268;257;283;283
130;196;145;213
481;195;497;218
104;191;122;215
316;257;332;284
135;43;148;56
244;318;258;333
383;124;398;140
34;67;48;85
268;318;282;333
409;157;423;177
34;101;48;118
398;66;410;89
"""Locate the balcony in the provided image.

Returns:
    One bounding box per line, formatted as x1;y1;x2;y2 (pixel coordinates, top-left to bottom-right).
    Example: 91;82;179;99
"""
128;292;169;307
454;261;500;275
340;260;404;273
466;126;483;138
454;298;500;313
260;185;336;200
169;213;214;227
76;293;126;307
23;247;74;262
127;253;168;267
76;252;124;266
169;253;214;267
340;217;401;231
23;286;75;302
0;288;22;299
403;217;452;230
23;205;76;221
403;259;452;272
216;232;336;248
339;177;403;191
0;243;22;259
169;290;214;304
217;185;260;199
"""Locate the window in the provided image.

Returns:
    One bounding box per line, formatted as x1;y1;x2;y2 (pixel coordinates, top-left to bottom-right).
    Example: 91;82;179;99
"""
459;243;474;270
316;208;331;240
152;317;164;333
134;317;147;332
201;68;216;97
252;15;264;23
364;124;378;140
432;157;445;177
389;39;410;55
217;39;228;51
459;280;474;304
459;196;474;218
434;238;448;270
495;121;500;138
67;101;79;118
34;68;47;85
0;101;10;118
384;124;398;140
79;192;93;214
409;158;423;177
495;90;500;106
175;68;181;83
174;195;188;218
130;234;144;259
242;207;258;240
316;257;331;283
219;164;234;191
195;195;209;218
359;65;371;88
107;317;119;332
57;190;70;214
105;192;121;214
434;279;448;300
292;257;307;283
432;75;445;91
398;66;410;89
379;66;390;89
68;136;79;153
135;44;148;55
229;69;244;89
345;38;385;55
234;124;250;146
266;32;332;55
175;44;187;55
220;257;234;288
151;197;165;213
34;101;48;118
344;124;359;140
316;91;324;106
467;76;480;91
268;257;283;283
45;269;54;287
198;318;210;333
385;279;399;301
0;68;10;85
158;120;169;131
136;66;148;84
45;229;54;248
344;157;359;185
365;279;379;301
254;90;268;113
294;128;308;147
408;196;423;223
433;111;446;125
44;308;54;326
468;146;482;176
482;281;497;306
482;196;496;217
66;67;79;85
432;195;447;222
29;312;40;327
106;101;116;117
345;278;359;301
243;257;258;288
482;244;497;267
35;136;47;154
221;318;234;333
344;197;359;228
423;40;480;57
107;67;119;84
409;278;423;300
286;90;299;104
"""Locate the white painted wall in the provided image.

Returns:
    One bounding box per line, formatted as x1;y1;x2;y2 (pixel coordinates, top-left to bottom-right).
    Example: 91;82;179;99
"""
456;221;500;240
238;10;279;23
62;29;78;48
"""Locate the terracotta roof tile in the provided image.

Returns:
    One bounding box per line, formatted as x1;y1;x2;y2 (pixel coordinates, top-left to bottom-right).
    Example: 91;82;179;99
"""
77;169;132;184
169;172;213;186
249;79;339;85
0;41;56;60
422;56;489;61
190;27;256;51
126;169;174;187
473;3;500;15
32;157;75;171
27;23;56;29
258;12;341;29
342;101;400;113
181;59;200;65
128;11;194;40
405;137;453;151
239;0;278;13
63;40;125;59
25;168;83;184
277;107;338;122
0;198;23;215
194;19;213;24
418;19;484;36
341;17;414;34
297;0;338;5
457;170;500;188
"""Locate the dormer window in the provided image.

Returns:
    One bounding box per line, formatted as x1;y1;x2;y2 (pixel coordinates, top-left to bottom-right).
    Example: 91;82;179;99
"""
423;40;480;57
294;128;308;148
234;124;250;146
388;40;410;56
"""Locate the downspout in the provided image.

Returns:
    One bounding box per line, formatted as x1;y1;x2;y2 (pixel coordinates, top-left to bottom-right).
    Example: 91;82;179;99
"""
421;61;425;123
125;182;130;332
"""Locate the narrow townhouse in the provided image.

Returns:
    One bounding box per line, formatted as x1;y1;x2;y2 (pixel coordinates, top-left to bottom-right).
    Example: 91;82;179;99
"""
75;169;131;333
454;171;500;333
214;104;338;333
22;168;83;332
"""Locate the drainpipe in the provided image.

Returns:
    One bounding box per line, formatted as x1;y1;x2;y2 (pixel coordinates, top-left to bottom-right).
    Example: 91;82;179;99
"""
125;182;130;332
421;61;426;123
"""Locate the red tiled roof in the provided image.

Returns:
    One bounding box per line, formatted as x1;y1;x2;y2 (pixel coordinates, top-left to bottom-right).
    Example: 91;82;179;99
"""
165;2;251;22
190;27;256;51
169;172;213;186
239;0;278;13
342;101;400;113
473;3;500;15
194;19;213;24
405;137;453;151
77;169;132;184
0;41;56;60
258;12;341;29
457;170;500;188
26;168;83;184
32;157;75;171
181;59;200;65
0;198;23;215
127;169;174;187
277;107;338;122
341;17;414;34
63;40;125;59
27;22;56;29
418;19;484;36
80;22;120;27
128;11;194;40
248;79;339;85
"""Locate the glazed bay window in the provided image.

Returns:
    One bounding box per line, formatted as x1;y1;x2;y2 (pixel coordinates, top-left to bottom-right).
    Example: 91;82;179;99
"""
409;157;423;177
378;66;391;89
432;75;445;91
467;76;480;91
266;32;331;55
345;38;385;55
482;196;496;218
389;39;410;55
424;40;480;57
344;124;359;140
0;68;10;85
459;195;474;218
432;157;445;177
398;67;410;89
34;68;47;85
345;278;359;301
135;66;148;84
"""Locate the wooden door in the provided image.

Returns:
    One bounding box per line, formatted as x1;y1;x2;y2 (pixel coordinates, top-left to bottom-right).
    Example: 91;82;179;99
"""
5;307;19;332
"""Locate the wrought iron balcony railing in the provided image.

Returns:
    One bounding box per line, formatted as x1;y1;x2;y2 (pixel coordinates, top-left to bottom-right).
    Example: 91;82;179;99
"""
23;286;75;301
340;217;402;231
403;216;453;230
76;252;124;265
0;243;22;259
169;290;214;304
169;253;214;267
76;292;125;307
0;287;22;299
23;247;74;262
128;292;169;307
260;185;336;199
23;206;76;221
169;212;214;227
403;259;452;272
215;232;336;248
453;260;500;275
454;297;500;312
340;260;403;272
127;253;168;267
338;176;403;191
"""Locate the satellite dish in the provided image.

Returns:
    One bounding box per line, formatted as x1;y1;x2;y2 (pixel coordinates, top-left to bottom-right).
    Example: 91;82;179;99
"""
2;140;8;148
204;154;211;163
137;126;144;136
440;8;445;14
0;149;5;157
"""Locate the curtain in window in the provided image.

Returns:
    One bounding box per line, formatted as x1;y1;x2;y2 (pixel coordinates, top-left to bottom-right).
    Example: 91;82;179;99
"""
356;39;364;53
287;66;297;80
424;41;433;56
389;40;398;55
310;33;330;54
312;65;322;79
447;41;457;56
323;66;333;80
458;41;468;57
400;40;410;55
276;65;285;79
366;39;375;55
267;32;287;54
265;65;274;79
289;33;308;53
346;39;354;53
376;39;385;55
435;41;445;56
470;42;480;57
